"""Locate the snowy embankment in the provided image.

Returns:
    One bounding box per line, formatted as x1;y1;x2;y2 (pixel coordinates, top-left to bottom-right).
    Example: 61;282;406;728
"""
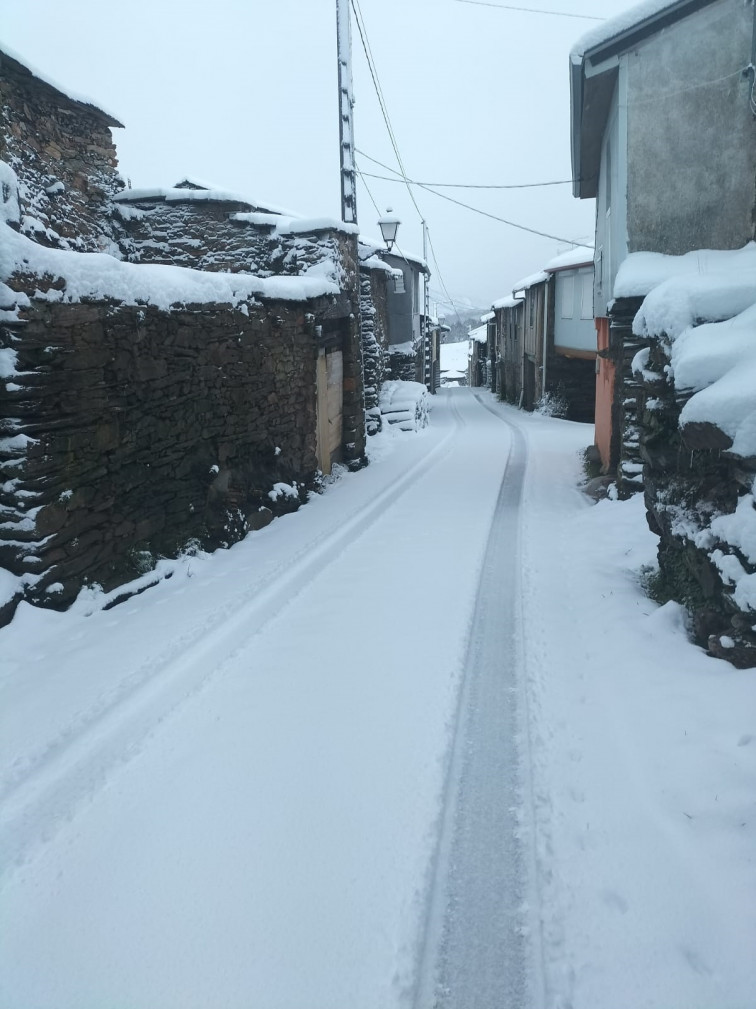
506;398;756;1009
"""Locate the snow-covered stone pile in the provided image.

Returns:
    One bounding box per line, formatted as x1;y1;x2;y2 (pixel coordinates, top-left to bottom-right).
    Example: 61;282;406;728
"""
619;244;756;665
379;380;429;432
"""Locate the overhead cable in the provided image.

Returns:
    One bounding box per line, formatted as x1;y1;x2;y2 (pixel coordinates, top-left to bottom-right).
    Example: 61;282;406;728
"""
355;149;581;245
355;149;572;189
412;178;582;245
350;0;465;323
454;0;604;20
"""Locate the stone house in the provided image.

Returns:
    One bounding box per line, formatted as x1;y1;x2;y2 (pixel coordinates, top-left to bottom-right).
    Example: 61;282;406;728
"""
0;49;367;625
570;0;756;477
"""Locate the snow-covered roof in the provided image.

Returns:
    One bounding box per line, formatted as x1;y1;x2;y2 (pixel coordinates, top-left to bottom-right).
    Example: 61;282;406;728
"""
571;0;710;63
544;246;594;273
0;44;123;128
362;243;429;274
627;243;756;459
492;294;522;311
469;323;488;344
512;270;549;293
480;311;494;322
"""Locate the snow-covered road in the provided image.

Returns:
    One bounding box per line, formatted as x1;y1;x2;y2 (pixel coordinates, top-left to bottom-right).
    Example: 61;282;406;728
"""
2;390;755;1009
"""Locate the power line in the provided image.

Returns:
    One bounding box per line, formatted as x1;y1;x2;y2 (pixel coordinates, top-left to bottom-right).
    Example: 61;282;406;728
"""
413;178;582;245
355;156;572;190
350;0;465;326
454;0;604;20
356;148;581;245
350;0;423;222
355;163;382;215
425;224;465;328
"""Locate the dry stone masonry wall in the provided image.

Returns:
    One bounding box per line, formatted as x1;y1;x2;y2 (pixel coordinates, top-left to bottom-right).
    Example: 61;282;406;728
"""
359;268;388;435
0;50;124;254
0;296;333;620
634;333;756;668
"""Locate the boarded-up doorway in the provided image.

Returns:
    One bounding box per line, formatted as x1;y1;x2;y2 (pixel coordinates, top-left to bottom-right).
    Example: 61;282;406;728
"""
316;346;343;474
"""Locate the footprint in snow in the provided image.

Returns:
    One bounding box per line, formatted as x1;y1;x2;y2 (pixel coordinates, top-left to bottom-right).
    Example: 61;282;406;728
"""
600;889;628;914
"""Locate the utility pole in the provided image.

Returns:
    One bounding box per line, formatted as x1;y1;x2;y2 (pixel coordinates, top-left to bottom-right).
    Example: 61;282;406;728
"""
423;220;432;392
336;0;357;225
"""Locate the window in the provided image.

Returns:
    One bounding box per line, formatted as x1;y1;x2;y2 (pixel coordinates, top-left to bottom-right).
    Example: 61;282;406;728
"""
393;272;405;294
561;275;575;319
580;271;593;320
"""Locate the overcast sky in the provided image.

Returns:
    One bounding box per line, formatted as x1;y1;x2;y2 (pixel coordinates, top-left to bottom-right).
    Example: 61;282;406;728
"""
3;0;637;314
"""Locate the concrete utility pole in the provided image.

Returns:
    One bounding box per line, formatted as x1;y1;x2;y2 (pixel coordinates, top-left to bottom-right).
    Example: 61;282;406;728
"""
336;0;358;225
423;220;432;392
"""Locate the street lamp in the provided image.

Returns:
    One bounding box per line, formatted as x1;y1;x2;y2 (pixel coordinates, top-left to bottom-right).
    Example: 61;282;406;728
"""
378;208;400;252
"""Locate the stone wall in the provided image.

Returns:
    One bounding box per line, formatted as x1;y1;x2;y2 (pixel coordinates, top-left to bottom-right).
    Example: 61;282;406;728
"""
0;50;123;254
0;295;343;620
635;337;756;667
112;194;350;282
359;268;388;435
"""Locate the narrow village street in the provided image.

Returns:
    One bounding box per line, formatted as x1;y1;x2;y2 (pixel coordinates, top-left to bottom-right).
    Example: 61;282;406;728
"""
2;391;754;1009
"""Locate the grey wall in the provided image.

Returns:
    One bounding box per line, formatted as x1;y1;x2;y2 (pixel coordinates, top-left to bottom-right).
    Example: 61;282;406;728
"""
382;252;421;348
626;0;756;255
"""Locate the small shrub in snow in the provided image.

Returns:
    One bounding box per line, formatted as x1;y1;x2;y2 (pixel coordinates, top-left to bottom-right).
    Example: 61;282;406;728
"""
536;390;569;419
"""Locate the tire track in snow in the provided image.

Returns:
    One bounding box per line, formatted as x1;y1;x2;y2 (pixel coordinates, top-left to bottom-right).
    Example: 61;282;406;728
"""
412;395;544;1009
0;399;467;881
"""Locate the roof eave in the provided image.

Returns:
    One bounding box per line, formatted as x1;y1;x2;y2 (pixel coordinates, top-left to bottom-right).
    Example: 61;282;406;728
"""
580;0;718;66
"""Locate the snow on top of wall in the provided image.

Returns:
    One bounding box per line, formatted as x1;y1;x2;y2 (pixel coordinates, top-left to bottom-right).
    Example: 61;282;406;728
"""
627;244;756;458
469;324;488;344
277;217;359;237
0;220;340;311
544;246;594;272
570;0;681;62
492;294;522;311
113;187;297;216
616;243;756;301
0;42;123;126
231;212;358;237
512;270;549;293
672;300;756;457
